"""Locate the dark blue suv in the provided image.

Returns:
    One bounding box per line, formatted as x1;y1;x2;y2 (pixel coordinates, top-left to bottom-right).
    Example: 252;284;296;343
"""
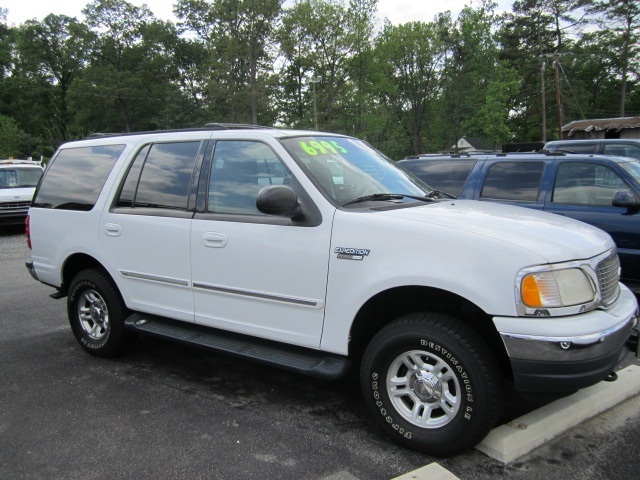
399;152;640;292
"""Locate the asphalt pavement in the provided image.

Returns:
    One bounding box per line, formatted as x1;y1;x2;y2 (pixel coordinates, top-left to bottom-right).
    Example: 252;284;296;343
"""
1;225;639;480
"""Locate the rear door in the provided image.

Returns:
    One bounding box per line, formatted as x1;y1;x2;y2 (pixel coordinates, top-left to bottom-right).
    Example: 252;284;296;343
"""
399;159;477;198
473;159;550;210
100;139;208;322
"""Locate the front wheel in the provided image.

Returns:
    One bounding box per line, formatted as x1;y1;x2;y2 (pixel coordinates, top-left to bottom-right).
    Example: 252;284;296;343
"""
67;269;135;357
360;312;502;456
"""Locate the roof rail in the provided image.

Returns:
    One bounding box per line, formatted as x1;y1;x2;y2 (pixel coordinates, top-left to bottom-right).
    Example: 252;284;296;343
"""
84;123;277;139
203;123;275;130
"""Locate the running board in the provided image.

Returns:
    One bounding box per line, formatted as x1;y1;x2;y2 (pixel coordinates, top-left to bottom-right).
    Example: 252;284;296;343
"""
124;314;351;380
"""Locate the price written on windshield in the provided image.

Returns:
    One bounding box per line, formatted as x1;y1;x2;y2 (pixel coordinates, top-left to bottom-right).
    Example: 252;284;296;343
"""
299;140;348;156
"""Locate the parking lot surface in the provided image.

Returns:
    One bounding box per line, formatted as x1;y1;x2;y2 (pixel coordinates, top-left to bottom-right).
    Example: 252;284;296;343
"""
1;225;639;479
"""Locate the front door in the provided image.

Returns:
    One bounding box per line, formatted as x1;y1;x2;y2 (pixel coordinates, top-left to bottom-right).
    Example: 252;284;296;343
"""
191;140;332;348
545;160;640;283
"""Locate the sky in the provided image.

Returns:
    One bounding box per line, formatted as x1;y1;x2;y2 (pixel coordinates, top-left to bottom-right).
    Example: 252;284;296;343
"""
1;0;513;27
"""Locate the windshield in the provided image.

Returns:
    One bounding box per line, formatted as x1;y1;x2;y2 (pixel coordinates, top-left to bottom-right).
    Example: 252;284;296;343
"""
619;160;640;183
0;167;43;189
280;136;431;206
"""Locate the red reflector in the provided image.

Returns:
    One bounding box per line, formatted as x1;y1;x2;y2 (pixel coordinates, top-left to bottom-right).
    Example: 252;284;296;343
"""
25;215;32;249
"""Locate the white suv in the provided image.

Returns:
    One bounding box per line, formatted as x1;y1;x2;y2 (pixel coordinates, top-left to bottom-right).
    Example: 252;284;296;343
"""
26;126;639;456
0;159;43;226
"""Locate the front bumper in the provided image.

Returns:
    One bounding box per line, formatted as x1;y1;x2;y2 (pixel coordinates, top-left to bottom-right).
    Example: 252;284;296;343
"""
494;285;639;393
0;210;29;225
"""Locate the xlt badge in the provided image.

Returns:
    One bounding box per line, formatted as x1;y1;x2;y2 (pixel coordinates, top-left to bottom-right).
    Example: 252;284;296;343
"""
335;247;370;261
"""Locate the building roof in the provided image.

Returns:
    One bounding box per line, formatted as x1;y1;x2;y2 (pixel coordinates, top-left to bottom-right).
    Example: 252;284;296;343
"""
447;136;495;152
563;116;640;135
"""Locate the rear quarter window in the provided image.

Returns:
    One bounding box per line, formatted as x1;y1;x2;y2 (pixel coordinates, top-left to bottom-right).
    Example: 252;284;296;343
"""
400;159;476;196
549;142;597;154
32;145;125;210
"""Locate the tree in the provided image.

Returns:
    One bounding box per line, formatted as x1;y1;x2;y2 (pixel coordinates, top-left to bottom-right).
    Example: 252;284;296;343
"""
341;0;378;136
176;0;282;125
498;0;589;141
589;0;640;116
462;63;520;148
441;2;517;150
275;0;317;127
0;8;11;80
75;0;182;133
0;114;26;157
373;20;447;155
16;15;91;143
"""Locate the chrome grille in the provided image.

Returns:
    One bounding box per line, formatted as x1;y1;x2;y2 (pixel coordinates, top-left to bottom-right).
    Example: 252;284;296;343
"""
597;253;620;306
0;201;31;211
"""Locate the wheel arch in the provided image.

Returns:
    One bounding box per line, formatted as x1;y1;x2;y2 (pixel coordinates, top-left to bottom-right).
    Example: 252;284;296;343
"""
348;286;511;378
60;253;117;297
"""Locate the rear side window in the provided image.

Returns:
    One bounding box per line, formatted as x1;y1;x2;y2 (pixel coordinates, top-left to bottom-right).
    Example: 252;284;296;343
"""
480;162;544;202
32;145;125;210
117;141;201;210
401;160;476;196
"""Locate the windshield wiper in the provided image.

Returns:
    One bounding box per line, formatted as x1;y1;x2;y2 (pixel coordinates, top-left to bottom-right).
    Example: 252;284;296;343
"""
342;193;436;207
426;189;456;199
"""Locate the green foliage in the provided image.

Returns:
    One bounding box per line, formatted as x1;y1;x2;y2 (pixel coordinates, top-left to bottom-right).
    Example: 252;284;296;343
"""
0;114;26;157
0;0;637;159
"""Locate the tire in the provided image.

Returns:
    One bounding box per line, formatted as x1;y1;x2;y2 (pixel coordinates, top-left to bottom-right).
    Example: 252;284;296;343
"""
67;268;136;358
360;312;502;456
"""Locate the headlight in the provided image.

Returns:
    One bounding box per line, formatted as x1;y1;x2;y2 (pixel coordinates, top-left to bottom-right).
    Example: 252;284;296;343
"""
521;268;595;308
517;250;619;317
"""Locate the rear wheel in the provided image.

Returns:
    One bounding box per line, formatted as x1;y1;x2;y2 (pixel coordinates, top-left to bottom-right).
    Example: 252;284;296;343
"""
67;269;135;357
360;312;502;456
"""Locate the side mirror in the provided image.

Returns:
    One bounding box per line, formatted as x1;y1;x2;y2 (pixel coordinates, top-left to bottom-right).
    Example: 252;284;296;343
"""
612;190;640;210
257;185;301;218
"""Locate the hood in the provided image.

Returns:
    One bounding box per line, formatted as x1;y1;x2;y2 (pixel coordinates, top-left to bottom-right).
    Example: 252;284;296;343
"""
0;186;36;202
379;200;613;264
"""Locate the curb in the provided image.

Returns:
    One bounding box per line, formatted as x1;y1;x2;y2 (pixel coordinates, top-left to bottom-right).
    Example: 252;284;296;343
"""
475;364;640;464
392;462;460;480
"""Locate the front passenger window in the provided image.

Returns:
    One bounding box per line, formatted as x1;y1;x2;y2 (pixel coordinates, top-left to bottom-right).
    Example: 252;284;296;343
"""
208;141;291;215
553;162;628;206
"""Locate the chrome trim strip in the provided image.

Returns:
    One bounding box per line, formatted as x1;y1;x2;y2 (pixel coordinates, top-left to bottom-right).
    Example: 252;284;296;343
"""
120;270;189;287
193;282;319;307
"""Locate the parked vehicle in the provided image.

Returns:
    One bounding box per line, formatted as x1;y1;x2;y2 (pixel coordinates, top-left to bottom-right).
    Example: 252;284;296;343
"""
399;151;640;292
0;159;44;226
26;126;638;456
544;139;640;159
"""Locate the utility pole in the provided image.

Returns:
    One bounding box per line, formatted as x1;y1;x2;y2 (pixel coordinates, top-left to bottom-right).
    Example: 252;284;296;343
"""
554;52;564;140
310;76;321;130
541;59;547;143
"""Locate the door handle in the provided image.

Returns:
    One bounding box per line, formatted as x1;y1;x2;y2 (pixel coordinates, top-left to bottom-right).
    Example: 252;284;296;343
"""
104;223;122;237
202;232;228;248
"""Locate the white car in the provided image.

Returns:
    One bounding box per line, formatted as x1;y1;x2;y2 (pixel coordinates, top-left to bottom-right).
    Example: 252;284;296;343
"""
25;126;639;456
0;159;43;226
